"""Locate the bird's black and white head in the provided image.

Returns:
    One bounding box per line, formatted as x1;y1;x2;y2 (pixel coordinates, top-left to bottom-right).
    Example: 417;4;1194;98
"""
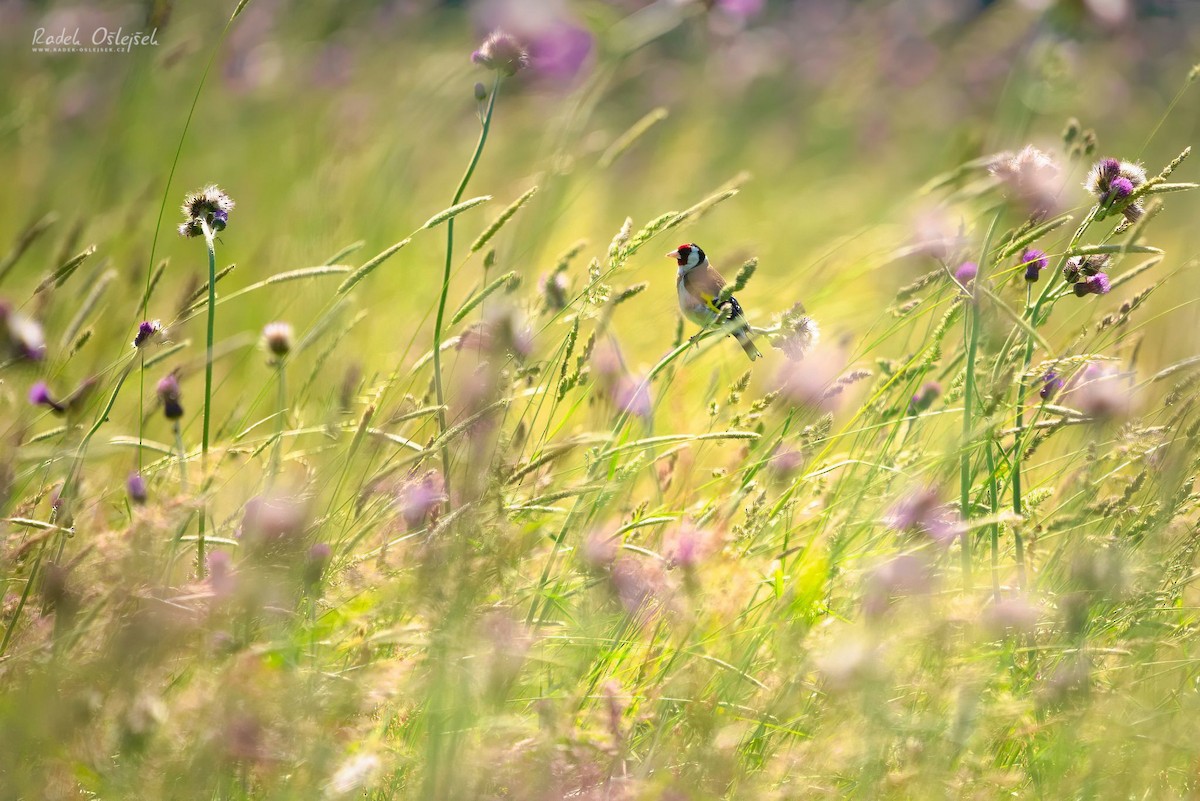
666;243;705;271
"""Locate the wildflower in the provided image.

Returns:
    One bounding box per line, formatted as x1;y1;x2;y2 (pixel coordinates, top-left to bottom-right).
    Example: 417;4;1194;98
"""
887;487;958;546
1063;253;1110;283
1039;371;1064;401
29;380;64;414
988;145;1061;217
127;472;148;505
1084;158;1146;221
239;495;308;552
775;346;847;412
304;543;332;587
1020;248;1048;282
473;82;487;102
538;270;570;311
615;374;652;419
1;303;47;362
769;302;820;361
262;321;293;359
207;550;236;599
1073;272;1111;297
862;552;934;620
908;381;941;414
471;31;529;77
1070;362;1133;420
983;595;1040;636
157;373;184;420
133;320;162;348
397;470;446;531
954;261;978;286
527;21;593;84
178;184;235;237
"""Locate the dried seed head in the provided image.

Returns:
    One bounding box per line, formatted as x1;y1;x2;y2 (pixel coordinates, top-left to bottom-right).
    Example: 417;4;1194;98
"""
770;302;820;361
988;145;1062;217
471;31;529;77
179;184;234;237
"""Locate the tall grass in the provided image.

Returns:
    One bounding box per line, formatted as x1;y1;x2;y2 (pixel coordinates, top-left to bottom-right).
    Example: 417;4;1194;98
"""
2;3;1200;799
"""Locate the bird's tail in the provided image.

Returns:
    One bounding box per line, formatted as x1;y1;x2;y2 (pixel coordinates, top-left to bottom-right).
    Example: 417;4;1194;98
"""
733;325;761;361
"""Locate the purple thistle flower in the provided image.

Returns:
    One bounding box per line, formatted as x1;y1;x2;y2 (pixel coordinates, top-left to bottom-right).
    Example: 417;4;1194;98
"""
528;21;593;84
127;472;148;505
1040;371;1064;401
157;373;184;420
1021;248;1048;282
29;380;64;414
304;542;332;587
133;320;162;348
954;261;978;286
909;381;941;414
887;488;958;547
1108;176;1134;200
471;30;529;77
1073;272;1111;297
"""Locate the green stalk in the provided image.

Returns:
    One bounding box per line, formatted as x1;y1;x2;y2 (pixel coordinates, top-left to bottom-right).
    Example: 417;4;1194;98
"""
1010;208;1096;588
431;74;501;507
197;218;218;578
173;421;189;492
986;440;1001;603
270;360;286;484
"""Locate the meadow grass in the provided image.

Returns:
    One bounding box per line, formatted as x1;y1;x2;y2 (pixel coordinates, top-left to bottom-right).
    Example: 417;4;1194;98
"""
2;2;1200;799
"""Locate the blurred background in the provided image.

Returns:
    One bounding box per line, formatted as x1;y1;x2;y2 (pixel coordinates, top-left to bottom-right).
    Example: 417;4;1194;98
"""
1;0;1198;395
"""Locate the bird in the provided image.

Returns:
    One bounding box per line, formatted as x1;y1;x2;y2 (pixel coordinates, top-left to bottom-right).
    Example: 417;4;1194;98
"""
667;243;761;361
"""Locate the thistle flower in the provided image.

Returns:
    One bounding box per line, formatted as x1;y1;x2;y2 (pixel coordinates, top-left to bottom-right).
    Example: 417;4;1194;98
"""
1020;248;1048;282
1070;362;1134;420
262;321;293;359
471;31;529;77
127;472;148;505
908;381;941;414
29;380;64;414
954;261;978;286
133;320;163;348
1;303;47;362
769;302;820;361
157;373;184;420
1039;371;1064;401
1073;272;1111;297
988;145;1062;217
887;487;958;547
304;542;332;587
397;470;446;531
1084;158;1146;221
178;184;235;237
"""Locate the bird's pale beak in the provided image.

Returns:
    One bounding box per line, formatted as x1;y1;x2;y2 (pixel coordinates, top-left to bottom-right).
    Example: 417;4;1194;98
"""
665;250;680;260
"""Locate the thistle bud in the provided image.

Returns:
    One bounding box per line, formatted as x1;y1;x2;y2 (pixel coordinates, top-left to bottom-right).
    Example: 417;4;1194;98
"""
127;472;148;505
157;373;184;420
474;82;487;102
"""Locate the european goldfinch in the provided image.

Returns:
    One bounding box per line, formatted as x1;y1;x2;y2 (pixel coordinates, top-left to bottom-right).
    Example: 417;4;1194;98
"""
668;243;762;361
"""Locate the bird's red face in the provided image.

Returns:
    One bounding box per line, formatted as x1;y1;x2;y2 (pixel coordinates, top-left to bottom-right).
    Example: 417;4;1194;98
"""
666;243;704;269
